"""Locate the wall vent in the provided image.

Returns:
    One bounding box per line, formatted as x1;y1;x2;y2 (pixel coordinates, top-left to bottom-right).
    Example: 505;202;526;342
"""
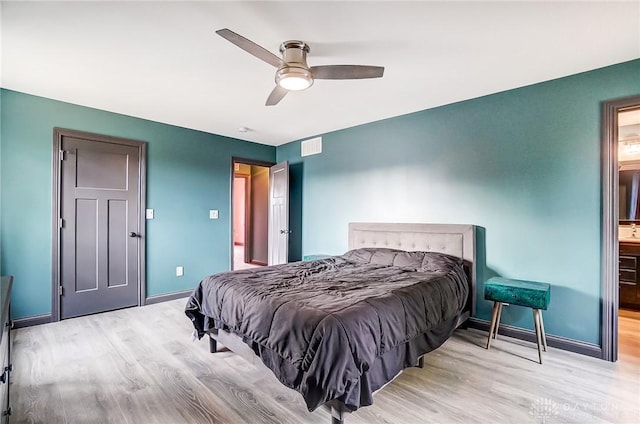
301;137;322;157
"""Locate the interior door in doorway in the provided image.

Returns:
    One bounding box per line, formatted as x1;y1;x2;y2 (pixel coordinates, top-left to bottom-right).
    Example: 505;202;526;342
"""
268;161;289;265
58;133;143;319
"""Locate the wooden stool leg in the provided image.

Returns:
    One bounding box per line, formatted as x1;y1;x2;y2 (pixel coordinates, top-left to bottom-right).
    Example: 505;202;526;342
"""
486;301;500;349
493;303;503;339
538;310;548;352
532;309;543;364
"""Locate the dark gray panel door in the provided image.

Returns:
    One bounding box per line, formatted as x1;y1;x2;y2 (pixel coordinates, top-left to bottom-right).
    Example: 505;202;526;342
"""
60;136;140;319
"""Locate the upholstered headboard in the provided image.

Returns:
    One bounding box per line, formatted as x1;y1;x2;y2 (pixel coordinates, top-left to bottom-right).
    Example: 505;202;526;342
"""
348;222;476;317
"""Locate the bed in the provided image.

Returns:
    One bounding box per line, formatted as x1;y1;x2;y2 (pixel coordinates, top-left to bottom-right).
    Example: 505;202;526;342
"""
185;223;476;423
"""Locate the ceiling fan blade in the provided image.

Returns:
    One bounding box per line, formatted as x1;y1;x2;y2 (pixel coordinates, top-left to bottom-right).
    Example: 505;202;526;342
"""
216;28;283;68
310;65;384;80
266;85;288;106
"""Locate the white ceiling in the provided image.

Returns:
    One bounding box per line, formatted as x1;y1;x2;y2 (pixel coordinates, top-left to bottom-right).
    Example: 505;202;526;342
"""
2;1;639;146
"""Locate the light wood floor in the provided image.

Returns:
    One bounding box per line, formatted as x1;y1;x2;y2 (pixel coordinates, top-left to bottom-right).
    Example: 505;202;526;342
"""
11;299;640;424
233;245;262;271
619;308;640;361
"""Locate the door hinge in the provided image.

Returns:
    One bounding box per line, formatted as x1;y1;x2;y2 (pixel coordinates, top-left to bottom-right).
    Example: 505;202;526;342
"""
58;218;64;228
58;286;63;296
59;150;65;160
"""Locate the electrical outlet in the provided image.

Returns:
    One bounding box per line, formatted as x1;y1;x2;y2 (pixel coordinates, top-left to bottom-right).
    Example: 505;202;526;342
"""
146;209;154;219
176;266;184;277
209;210;219;219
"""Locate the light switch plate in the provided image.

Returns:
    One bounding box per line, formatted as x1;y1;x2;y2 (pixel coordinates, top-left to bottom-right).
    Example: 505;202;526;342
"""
146;209;154;219
209;210;219;219
176;266;184;277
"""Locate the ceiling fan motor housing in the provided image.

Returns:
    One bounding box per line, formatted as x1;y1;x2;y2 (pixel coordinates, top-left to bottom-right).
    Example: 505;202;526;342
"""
276;40;313;90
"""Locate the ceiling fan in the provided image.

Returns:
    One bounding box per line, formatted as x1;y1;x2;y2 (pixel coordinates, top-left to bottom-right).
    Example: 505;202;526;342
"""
216;28;385;106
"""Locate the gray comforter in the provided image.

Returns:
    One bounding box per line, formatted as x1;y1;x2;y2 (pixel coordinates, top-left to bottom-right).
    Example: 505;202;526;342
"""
185;248;469;412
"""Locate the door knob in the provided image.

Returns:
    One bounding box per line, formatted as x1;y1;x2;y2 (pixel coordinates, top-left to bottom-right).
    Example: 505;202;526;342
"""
129;232;139;238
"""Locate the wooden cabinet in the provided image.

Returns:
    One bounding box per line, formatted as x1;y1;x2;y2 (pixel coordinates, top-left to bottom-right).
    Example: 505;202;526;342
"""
619;243;640;309
0;276;12;423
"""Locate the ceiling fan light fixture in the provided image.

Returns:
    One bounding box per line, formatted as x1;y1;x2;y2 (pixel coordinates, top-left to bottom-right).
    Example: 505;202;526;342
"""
276;67;313;91
215;30;384;106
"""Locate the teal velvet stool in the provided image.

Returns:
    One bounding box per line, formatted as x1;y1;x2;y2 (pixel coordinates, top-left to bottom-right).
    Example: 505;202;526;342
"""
484;277;551;364
302;254;332;261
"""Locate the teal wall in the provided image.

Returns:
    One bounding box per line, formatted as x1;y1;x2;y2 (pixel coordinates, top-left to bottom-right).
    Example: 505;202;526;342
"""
277;59;640;345
0;89;275;319
2;59;639;344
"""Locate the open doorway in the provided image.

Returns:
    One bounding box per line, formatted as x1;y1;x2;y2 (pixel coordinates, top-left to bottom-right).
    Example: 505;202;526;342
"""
231;158;273;270
602;95;640;362
616;105;640;361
